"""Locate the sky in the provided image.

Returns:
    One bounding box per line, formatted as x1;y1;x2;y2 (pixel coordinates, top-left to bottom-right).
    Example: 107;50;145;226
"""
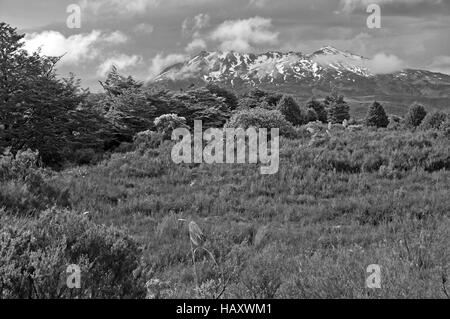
1;0;449;91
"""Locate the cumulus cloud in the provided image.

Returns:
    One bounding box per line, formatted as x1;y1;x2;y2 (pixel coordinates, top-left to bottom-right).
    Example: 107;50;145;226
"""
23;30;127;65
210;17;279;52
366;53;405;74
339;0;443;13
185;38;207;53
182;13;211;35
97;54;143;76
428;56;450;75
79;0;161;16
313;50;405;74
148;53;187;79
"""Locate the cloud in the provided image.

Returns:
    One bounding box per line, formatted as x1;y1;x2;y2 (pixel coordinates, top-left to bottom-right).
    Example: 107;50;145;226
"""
79;0;161;16
312;50;405;74
339;0;443;14
366;53;405;74
210;17;279;52
428;56;450;75
182;13;211;35
97;54;143;76
148;53;187;79
185;38;207;53
23;30;127;65
133;23;155;34
248;0;271;8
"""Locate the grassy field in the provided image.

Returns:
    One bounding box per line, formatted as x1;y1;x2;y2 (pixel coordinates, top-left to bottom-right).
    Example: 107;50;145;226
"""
45;127;450;298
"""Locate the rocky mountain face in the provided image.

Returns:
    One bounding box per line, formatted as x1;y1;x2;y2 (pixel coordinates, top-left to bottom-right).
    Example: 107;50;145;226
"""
151;46;450;116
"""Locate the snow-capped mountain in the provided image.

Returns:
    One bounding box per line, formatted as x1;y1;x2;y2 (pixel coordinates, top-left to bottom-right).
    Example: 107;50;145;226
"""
151;46;450;112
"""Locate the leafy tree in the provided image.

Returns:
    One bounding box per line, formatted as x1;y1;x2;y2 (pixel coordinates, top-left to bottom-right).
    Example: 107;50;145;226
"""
365;101;389;128
99;66;143;97
326;93;350;124
206;83;238;111
404;104;427;128
306;98;327;123
276;95;308;126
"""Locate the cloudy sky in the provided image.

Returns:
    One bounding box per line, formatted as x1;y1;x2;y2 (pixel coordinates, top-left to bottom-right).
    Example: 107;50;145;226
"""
1;0;449;91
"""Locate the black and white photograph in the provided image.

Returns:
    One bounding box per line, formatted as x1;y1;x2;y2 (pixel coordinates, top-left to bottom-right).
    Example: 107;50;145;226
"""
0;0;449;306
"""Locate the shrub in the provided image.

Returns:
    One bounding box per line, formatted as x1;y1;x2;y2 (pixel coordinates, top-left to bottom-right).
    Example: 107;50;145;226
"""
420;111;448;130
133;130;165;152
327;98;350;124
0;209;147;299
365;101;389;128
226;108;295;137
0;149;69;215
154;114;188;139
276;95;308;126
405;104;427;128
305;98;327;123
206;84;238;111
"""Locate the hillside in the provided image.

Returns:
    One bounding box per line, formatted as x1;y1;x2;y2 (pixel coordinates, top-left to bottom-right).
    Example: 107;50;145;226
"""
151;47;450;117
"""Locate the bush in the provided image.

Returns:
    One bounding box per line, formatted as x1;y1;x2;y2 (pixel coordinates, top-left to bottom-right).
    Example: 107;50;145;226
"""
365;101;389;128
420;111;448;130
305;98;327;123
154;114;188;139
405;104;427;128
276;95;308;126
0;209;147;299
133;130;165;152
327;97;350;124
0;149;69;215
226;108;295;137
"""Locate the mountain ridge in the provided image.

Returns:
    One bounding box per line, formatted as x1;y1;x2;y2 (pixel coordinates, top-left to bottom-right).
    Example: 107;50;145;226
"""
150;46;450;116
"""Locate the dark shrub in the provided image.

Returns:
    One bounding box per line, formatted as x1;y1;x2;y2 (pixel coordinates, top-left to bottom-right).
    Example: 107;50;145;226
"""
405;104;427;128
0;209;147;299
276;95;308;126
365;101;389;128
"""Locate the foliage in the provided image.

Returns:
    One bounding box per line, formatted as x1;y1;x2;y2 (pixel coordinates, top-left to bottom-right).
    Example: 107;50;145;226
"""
0;149;69;215
420;111;448;130
226;108;295;137
324;92;350;124
365;101;389;128
276;95;308;126
305;98;327;123
206;83;239;111
154;114;188;139
404;104;427;128
0;209;148;298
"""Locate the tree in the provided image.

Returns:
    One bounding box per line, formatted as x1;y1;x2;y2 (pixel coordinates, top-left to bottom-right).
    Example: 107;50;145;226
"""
0;22;112;166
276;95;308;126
404;104;427;128
206;83;238;111
326;93;350;124
365;101;389;128
99;66;143;97
305;98;327;123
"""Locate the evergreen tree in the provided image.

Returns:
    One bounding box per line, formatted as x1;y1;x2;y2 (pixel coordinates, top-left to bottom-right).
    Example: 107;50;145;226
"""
365;101;389;128
326;93;350;124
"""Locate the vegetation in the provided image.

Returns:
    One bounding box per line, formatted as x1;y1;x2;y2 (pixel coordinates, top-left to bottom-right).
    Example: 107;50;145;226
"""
1;22;449;299
365;101;389;128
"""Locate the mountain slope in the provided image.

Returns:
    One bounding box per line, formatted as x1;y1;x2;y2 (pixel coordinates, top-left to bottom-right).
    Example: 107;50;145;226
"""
150;46;450;116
